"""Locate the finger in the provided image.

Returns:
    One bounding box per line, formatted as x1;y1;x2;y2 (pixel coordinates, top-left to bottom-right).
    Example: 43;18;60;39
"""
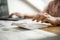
42;18;53;23
32;16;38;21
32;17;36;21
32;17;39;21
39;14;48;23
42;19;49;23
32;14;40;21
36;18;40;22
36;16;42;22
36;14;46;22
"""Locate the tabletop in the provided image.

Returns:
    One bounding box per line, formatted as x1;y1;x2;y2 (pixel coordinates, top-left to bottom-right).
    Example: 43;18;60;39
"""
41;26;60;35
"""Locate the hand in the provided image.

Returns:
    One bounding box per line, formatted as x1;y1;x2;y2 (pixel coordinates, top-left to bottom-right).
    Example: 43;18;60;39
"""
32;13;57;25
8;13;15;18
12;12;21;16
8;12;21;18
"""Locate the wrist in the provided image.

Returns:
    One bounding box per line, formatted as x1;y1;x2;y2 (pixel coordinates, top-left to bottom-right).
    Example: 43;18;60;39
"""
49;17;58;26
55;18;60;26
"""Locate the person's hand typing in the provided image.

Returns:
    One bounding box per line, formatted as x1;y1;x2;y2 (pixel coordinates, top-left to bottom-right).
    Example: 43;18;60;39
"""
32;13;57;25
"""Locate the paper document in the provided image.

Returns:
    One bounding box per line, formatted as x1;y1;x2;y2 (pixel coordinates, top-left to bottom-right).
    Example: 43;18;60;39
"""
0;29;57;40
12;19;51;29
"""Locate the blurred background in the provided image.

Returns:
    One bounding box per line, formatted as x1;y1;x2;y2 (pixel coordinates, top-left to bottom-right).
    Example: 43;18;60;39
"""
7;0;52;16
0;0;9;17
0;0;53;17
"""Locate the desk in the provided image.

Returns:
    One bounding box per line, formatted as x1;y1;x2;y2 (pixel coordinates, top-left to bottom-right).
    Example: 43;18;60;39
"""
41;26;60;35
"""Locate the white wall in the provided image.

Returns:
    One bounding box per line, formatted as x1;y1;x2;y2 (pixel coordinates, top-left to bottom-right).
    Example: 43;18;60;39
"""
7;0;52;16
7;0;38;16
27;0;52;11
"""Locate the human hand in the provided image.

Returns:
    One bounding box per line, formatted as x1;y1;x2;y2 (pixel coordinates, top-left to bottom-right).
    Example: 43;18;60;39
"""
32;13;57;25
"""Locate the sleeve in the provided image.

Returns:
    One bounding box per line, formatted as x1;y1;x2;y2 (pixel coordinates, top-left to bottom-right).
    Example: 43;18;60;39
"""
43;1;53;13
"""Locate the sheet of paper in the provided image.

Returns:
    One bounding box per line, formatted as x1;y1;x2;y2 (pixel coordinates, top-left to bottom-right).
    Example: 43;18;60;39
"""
0;20;58;40
0;20;17;28
12;19;51;29
0;29;57;40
